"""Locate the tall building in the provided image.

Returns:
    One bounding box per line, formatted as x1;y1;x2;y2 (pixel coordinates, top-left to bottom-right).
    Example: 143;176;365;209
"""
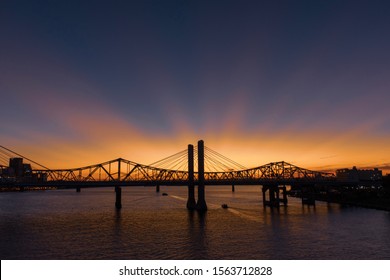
8;158;32;178
9;158;24;177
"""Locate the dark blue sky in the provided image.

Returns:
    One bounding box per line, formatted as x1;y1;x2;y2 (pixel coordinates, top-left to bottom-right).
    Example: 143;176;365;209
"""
1;0;389;170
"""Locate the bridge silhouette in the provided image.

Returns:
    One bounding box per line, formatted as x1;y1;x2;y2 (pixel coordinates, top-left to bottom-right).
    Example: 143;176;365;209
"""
1;140;339;211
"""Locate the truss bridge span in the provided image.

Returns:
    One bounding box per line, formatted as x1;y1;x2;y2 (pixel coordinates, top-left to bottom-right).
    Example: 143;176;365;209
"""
1;141;338;210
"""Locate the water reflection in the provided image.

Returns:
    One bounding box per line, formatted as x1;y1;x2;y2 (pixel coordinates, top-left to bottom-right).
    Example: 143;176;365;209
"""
186;210;208;259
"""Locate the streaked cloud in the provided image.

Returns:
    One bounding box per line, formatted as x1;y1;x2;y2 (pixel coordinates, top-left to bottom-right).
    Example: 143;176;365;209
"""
1;0;389;174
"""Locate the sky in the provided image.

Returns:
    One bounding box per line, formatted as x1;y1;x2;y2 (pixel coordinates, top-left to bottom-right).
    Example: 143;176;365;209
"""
1;0;389;173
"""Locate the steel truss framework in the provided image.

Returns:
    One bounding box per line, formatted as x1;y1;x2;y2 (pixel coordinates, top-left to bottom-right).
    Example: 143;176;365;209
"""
25;159;335;186
204;161;335;184
35;158;189;184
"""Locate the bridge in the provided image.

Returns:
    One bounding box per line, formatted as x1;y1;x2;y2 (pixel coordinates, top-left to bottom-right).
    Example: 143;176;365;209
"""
0;140;339;211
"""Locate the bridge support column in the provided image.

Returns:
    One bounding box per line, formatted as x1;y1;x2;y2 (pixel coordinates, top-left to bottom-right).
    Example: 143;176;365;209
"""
196;140;207;211
76;186;81;192
262;187;266;206
280;186;288;205
115;186;122;209
232;185;235;192
262;185;280;208
156;185;160;193
187;144;196;210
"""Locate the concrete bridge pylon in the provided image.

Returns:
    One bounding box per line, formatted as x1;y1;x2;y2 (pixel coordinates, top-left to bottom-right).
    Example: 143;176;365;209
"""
195;140;207;212
186;144;196;210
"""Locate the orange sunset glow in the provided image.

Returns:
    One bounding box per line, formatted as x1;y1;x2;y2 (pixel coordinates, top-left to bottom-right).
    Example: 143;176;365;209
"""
0;0;389;175
2;0;390;264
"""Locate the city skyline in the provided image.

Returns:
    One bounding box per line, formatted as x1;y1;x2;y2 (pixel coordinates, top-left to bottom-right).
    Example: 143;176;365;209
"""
1;0;389;173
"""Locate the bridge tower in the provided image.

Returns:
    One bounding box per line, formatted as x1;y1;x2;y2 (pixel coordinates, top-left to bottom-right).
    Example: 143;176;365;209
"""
186;144;196;210
196;140;207;211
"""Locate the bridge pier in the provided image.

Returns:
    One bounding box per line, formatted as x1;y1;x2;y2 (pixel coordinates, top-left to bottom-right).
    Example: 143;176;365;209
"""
262;184;287;208
196;140;207;211
186;144;196;210
262;185;279;208
232;184;235;192
156;185;160;193
280;185;288;205
115;186;122;209
76;186;81;192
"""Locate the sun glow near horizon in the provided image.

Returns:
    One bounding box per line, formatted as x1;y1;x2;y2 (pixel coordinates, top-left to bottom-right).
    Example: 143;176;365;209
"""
3;126;389;175
2;77;389;173
1;1;390;175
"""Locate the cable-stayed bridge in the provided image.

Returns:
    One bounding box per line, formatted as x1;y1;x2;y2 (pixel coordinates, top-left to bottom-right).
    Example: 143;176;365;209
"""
1;140;340;210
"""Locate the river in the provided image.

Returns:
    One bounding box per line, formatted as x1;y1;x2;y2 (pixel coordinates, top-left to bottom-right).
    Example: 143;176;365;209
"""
1;186;389;259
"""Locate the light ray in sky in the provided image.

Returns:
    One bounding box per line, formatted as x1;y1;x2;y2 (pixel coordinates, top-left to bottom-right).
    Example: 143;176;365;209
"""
1;0;389;173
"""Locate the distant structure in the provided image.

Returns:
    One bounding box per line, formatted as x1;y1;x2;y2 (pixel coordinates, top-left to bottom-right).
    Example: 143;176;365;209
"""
0;158;46;182
336;166;382;186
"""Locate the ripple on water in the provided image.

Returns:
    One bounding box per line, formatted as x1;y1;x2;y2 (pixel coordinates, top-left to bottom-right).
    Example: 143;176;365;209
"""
1;186;390;259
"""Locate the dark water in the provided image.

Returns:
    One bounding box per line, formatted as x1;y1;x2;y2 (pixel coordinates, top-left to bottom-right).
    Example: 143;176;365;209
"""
1;186;390;259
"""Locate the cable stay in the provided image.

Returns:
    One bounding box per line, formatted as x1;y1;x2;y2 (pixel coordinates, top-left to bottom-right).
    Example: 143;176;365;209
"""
191;145;247;172
148;148;188;171
0;145;50;170
204;146;246;170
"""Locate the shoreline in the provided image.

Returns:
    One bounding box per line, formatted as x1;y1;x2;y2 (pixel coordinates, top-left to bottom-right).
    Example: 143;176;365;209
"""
296;193;390;212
